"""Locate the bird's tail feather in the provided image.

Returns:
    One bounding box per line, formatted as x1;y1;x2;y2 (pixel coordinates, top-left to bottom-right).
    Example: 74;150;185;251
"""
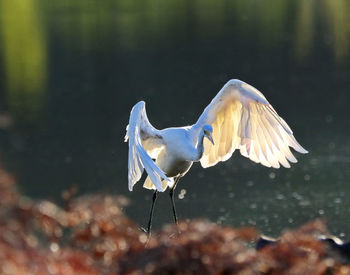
143;176;174;191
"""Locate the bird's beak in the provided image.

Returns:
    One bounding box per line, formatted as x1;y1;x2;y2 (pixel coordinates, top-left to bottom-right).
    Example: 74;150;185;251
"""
207;134;215;146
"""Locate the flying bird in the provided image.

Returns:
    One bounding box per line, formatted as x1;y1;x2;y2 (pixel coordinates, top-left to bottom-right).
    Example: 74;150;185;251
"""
124;79;307;235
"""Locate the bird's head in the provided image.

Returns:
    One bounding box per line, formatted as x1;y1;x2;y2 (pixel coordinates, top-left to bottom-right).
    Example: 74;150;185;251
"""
203;124;214;145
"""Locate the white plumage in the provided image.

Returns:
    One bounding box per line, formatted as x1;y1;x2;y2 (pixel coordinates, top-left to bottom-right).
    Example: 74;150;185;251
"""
125;79;307;193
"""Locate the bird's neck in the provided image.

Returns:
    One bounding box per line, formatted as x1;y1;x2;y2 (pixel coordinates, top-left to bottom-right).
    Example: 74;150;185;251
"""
194;130;206;161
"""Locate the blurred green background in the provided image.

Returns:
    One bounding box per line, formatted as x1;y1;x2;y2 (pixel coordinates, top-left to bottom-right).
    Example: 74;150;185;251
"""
0;0;350;237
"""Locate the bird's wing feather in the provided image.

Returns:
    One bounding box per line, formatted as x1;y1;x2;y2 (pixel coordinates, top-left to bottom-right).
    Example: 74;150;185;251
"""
125;101;170;192
195;79;308;168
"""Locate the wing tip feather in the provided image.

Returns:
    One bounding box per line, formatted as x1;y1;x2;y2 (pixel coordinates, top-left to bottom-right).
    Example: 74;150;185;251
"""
299;147;308;154
127;99;168;191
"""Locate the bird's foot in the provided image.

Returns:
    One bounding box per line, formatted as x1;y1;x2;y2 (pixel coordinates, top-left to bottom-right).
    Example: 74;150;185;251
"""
139;227;152;247
139;227;148;233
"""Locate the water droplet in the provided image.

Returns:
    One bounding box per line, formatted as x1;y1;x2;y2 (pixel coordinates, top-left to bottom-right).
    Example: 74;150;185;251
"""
276;194;285;200
299;200;311;206
250;203;257;209
248;219;256;225
247;180;254;187
269;172;276;179
318;209;325;215
292;192;303;200
334;198;342;204
178;189;187;200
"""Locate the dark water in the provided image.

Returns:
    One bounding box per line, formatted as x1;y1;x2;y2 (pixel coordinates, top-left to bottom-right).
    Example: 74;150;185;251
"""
0;0;350;237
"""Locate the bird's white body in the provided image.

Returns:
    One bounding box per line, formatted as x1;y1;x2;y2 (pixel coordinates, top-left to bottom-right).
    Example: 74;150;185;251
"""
125;79;308;192
141;126;204;190
155;128;195;174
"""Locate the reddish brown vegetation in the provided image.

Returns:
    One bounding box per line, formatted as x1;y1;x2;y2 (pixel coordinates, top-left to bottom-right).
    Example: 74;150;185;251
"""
0;167;349;274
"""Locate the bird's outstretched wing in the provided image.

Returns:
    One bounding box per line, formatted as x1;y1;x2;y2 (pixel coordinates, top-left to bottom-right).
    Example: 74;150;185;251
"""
125;101;170;191
195;79;308;168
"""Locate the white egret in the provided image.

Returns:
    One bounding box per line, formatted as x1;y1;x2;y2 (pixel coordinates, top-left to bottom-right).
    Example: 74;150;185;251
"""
125;79;307;235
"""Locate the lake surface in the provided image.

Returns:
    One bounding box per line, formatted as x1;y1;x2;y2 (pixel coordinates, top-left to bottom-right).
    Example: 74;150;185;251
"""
0;0;350;237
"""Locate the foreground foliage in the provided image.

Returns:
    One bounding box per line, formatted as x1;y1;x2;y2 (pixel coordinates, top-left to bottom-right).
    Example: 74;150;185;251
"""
0;167;349;274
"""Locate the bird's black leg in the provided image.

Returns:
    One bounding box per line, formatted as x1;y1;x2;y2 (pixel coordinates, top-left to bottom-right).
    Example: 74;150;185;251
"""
145;190;158;236
169;177;180;225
